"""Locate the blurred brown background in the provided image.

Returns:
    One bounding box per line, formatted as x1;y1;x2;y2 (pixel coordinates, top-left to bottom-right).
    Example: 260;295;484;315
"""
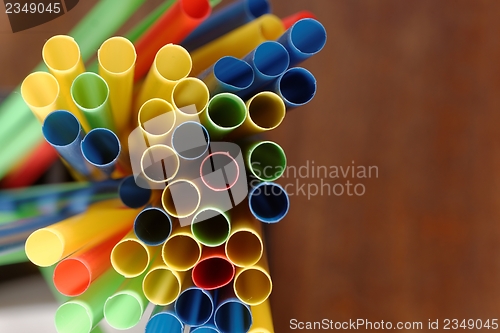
2;0;500;331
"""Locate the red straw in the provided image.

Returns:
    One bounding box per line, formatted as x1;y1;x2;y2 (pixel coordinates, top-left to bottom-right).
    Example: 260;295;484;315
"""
282;10;316;29
134;0;211;80
192;245;235;290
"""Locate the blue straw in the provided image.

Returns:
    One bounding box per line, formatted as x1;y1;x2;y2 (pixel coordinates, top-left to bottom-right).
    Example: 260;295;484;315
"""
182;0;270;51
271;67;316;109
214;286;252;333
199;57;254;96
133;206;172;246
146;304;184;333
175;286;214;326
81;128;121;176
42;110;91;177
118;176;152;209
277;18;327;66
248;182;289;223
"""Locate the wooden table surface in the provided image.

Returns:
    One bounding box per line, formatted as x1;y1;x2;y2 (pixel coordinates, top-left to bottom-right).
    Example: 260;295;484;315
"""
2;0;500;331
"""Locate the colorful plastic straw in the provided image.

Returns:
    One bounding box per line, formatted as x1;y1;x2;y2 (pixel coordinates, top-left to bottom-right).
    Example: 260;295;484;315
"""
55;268;125;333
214;286;253;333
98;36;136;136
42;110;91;177
142;255;184;306
134;206;172;246
171;121;210;160
199;56;254;95
171;77;210;116
162;179;201;219
162;224;201;272
192;245;235;290
198;93;246;140
134;0;211;79
138;98;177;146
53;231;128;297
20;72;61;122
244;140;287;181
42;35;88;129
277;18;327;67
190;14;285;75
191;208;231;247
248;182;289;223
270;67;317;109
104;271;150;330
175;278;214;326
233;254;272;306
25;200;137;267
226;91;285;139
191;325;221;333
238;41;290;99
248;300;274;333
71;72;116;131
81;128;121;177
145;304;184;333
136;44;193;108
141;144;180;183
111;229;156;278
182;0;270;51
200;151;240;191
225;208;263;267
118;176;152;209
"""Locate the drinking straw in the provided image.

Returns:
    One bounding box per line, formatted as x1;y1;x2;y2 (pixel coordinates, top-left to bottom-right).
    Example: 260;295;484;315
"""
200;151;241;191
190;14;285;76
55;268;125;333
225;208;263;267
136;44;192;109
243;141;286;181
199;57;254;96
277;18;327;67
225;92;285;139
191;325;221;333
0;141;58;189
25;199;137;267
53;231;128;297
191;208;231;247
142;255;184;305
162;224;201;271
199;93;247;140
42;35;89;129
126;0;178;43
282;10;316;29
214;286;253;333
182;0;270;52
134;0;211;80
162;179;201;219
145;304;184;333
237;41;290;99
118;176;152;209
71;72;116;131
98;37;137;136
0;246;28;266
233;254;272;306
171;77;210;116
134;206;172;246
248;300;274;333
42;110;91;177
81;128;121;177
0;0;144;154
192;245;235;290
104;271;150;330
171;121;210;160
270;67;317;108
248;182;289;223
111;229;156;278
141;145;180;184
138;98;177;146
175;278;214;326
20;72;61;122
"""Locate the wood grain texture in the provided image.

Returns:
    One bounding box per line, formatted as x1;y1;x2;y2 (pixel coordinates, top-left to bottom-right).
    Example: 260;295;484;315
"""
2;0;500;331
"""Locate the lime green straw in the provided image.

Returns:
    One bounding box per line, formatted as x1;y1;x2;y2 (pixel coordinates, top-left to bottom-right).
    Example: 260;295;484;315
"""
0;247;28;265
55;269;125;333
0;0;146;175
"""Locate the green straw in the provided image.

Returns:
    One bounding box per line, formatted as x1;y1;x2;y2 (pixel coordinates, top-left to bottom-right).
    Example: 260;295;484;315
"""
0;0;146;176
104;271;150;330
0;246;28;265
201;93;247;140
245;141;287;181
55;269;125;333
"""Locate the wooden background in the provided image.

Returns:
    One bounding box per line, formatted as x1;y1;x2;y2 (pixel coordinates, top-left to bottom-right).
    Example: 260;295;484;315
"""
2;0;500;331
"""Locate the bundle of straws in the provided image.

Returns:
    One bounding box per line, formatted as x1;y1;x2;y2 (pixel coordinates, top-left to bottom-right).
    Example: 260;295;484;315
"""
0;0;326;332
